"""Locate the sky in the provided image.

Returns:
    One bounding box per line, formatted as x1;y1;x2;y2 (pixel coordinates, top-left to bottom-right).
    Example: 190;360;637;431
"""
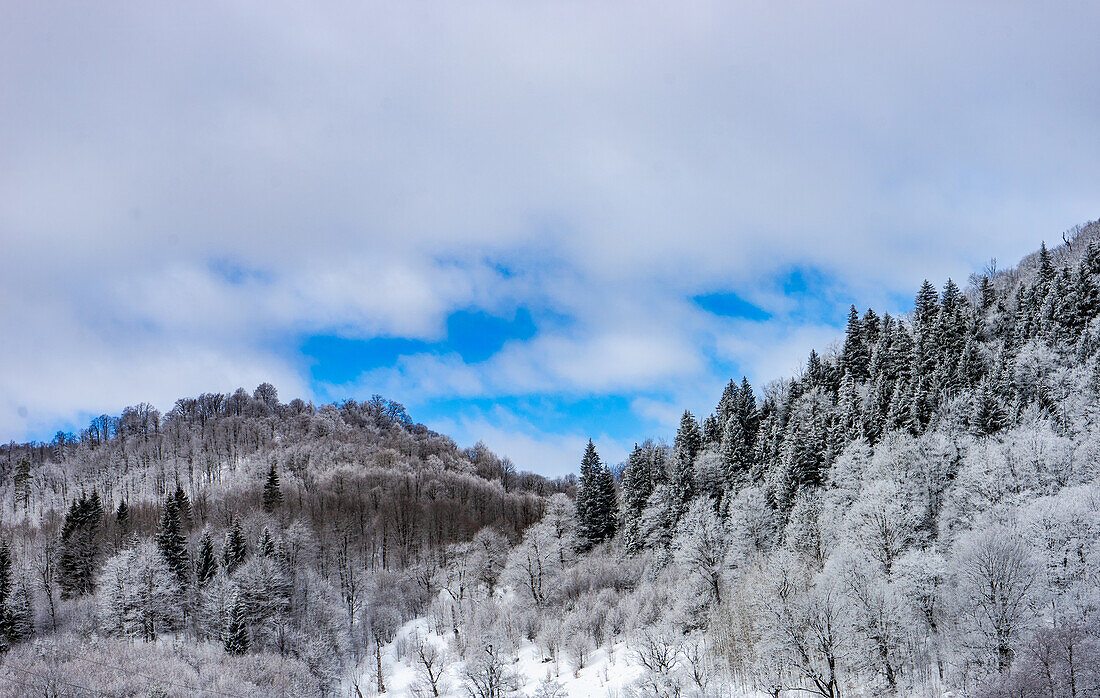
1;2;1098;476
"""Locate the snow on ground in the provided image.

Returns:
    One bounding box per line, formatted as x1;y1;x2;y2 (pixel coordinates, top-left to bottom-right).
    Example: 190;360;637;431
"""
350;616;766;697
350;616;644;697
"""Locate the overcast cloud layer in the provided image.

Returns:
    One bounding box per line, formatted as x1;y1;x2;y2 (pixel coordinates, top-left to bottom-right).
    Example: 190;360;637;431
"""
2;2;1098;474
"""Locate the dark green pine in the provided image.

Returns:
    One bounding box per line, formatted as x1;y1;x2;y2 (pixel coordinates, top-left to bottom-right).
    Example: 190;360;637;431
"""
262;464;283;514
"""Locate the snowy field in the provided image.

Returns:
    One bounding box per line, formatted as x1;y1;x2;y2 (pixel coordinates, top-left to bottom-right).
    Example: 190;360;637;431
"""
351;616;763;698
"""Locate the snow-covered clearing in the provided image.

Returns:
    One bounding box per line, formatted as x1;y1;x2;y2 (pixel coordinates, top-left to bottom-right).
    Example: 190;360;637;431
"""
351;616;764;698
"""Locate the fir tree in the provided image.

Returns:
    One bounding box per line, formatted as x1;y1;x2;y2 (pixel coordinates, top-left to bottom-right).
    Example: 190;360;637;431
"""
841;305;870;381
719;417;751;489
735;377;760;447
172;482;191;531
1038;242;1055;287
716;379;739;425
223;520;247;574
671;412;702;506
262;463;283;514
0;542;33;650
115;500;129;534
862;307;881;349
979;275;996;311
224;595;250;655
156;494;190;586
836;374;863;443
0;541;12;648
58;492;103;598
13;457;31;511
258;527;276;557
914;280;939;331
970;382;1007;436
1073;247;1100;333
575;441;618;550
195;530;217;587
621;442;663;554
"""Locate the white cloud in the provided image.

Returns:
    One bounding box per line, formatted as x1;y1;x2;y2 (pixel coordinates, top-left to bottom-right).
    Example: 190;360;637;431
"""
431;406;632;478
1;1;1098;447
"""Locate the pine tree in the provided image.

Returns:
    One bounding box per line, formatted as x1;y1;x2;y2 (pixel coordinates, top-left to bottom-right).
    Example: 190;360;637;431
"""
719;417;751;489
670;412;702;507
575;441;618;550
970;382;1007;436
841;305;870;381
115;500;130;534
0;541;12;649
836;374;863;443
1073;246;1100;333
979;275;996;311
735;378;760;448
0;542;33;650
223;520;247;574
156;494;190;586
862;307;881;349
58;492;103;598
258;527;276;557
13;457;31;511
941;278;961;315
195;530;217;588
223;595;250;655
621;442;663;554
172;482;191;531
716;380;739;425
1038;242;1055;287
262;464;283;514
914;280;939;331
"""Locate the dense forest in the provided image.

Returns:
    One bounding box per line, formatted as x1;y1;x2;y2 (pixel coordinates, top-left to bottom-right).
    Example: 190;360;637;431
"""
2;220;1100;697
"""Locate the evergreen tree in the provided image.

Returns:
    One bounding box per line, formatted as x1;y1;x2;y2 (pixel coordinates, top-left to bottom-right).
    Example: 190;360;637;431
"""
719;417;751;489
841;305;870;381
0;541;12;649
908;376;932;435
970;382;1007;436
735;378;760;447
156;494;190;586
223;520;248;574
195;530;217;588
979;275;996;311
13;457;31;511
172;482;192;531
914;280;939;331
862;307;881;349
0;542;33;650
575;441;618;550
1038;242;1055;287
621;443;664;553
1073;246;1100;332
836;374;863;443
262;464;283;514
701;414;721;445
258;527;276;557
58;492;103;598
716;379;739;425
115;500;129;535
941;278;961;315
671;412;702;506
223;595;250;655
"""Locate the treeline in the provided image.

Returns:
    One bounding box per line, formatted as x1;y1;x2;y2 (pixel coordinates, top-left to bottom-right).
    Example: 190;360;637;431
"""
429;221;1100;697
0;388;568;694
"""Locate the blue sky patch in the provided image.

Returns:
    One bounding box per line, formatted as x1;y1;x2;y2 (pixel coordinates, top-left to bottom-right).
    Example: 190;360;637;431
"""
301;307;539;383
693;292;771;321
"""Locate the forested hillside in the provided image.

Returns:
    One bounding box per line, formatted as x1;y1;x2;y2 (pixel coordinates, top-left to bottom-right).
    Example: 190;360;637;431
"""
2;221;1100;698
0;392;563;695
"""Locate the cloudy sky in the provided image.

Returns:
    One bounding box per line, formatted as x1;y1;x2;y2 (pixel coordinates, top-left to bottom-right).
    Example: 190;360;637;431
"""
2;2;1097;475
